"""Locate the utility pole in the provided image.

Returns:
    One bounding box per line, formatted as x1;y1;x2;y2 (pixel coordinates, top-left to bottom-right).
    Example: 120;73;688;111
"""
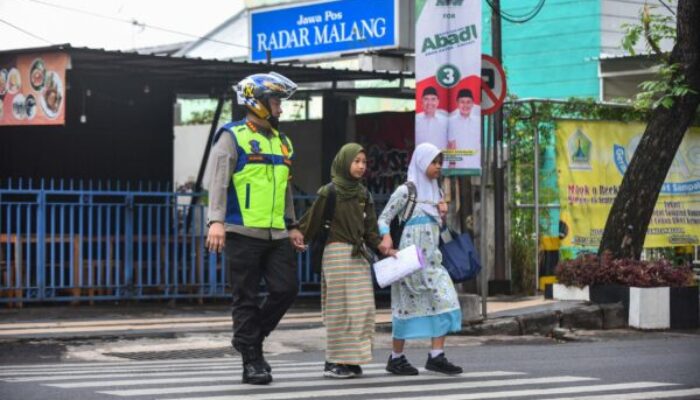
491;0;510;294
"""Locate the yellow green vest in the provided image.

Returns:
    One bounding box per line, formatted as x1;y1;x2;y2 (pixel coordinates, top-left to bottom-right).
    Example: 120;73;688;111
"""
220;120;293;229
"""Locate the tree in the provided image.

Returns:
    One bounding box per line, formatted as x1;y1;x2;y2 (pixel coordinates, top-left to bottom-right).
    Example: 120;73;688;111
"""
598;0;700;259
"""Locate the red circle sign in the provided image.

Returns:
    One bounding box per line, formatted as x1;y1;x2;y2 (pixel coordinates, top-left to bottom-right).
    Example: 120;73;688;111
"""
481;54;507;115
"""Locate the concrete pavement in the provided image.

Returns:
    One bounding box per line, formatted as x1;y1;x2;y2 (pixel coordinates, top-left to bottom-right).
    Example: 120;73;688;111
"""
0;296;628;341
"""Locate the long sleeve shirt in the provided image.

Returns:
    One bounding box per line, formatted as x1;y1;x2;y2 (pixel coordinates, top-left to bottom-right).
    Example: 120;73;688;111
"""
206;123;296;240
298;185;381;254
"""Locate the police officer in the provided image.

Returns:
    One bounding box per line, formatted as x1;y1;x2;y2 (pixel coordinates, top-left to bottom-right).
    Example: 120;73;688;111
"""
206;72;305;385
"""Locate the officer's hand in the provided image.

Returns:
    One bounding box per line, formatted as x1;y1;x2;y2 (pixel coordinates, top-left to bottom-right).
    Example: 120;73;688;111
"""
206;222;225;253
288;228;306;252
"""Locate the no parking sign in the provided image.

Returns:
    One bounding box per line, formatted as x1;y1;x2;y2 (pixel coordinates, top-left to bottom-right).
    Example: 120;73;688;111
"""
481;54;507;115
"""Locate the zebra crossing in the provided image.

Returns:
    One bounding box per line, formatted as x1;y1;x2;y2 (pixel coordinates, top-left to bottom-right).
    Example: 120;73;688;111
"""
1;357;699;400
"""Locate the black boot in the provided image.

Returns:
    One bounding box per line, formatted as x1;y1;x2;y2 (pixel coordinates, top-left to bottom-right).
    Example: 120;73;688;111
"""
257;343;271;373
240;345;272;385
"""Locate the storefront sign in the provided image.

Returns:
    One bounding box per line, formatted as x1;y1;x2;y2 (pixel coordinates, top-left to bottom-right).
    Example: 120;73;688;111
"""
557;120;700;249
250;0;398;62
415;0;482;176
0;52;68;126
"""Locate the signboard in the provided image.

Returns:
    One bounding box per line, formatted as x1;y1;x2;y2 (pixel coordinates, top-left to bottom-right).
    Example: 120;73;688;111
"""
415;0;482;176
0;52;68;126
556;120;700;249
249;0;398;62
481;54;506;115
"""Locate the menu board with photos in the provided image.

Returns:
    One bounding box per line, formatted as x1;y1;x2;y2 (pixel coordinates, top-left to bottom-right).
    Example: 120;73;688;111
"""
0;52;68;126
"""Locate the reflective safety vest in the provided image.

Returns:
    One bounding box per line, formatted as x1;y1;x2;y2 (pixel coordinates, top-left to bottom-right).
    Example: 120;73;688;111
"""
217;119;294;229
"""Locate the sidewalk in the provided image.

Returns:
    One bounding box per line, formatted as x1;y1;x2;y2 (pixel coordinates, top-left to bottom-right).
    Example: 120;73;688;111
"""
0;296;621;341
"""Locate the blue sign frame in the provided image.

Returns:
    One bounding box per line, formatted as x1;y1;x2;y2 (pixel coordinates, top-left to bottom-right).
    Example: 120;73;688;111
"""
250;0;398;62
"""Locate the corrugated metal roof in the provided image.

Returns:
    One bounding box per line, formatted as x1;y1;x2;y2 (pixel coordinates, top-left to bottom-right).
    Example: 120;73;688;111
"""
1;44;413;96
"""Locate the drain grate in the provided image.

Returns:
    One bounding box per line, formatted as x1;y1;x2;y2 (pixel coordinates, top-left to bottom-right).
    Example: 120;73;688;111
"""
103;347;237;360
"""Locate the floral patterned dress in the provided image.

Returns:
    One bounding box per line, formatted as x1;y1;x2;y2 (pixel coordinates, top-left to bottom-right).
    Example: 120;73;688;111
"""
377;184;461;339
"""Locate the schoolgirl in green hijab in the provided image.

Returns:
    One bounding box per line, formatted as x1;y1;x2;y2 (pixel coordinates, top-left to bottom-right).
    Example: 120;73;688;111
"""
299;142;389;379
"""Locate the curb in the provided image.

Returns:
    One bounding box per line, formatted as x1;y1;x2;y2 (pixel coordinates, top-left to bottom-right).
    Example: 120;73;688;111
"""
456;303;627;337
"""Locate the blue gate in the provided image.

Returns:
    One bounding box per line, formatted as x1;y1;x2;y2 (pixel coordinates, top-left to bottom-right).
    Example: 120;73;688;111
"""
0;179;327;305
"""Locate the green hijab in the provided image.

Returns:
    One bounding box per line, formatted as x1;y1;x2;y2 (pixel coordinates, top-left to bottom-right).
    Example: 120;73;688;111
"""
330;143;365;200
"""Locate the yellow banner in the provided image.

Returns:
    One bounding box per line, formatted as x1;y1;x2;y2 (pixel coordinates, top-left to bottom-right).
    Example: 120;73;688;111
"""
556;120;700;249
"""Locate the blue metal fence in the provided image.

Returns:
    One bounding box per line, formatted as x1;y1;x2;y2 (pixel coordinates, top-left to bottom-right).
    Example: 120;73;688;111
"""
0;179;331;305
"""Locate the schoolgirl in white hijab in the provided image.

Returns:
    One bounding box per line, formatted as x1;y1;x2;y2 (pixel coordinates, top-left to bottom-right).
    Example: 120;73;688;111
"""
376;142;463;377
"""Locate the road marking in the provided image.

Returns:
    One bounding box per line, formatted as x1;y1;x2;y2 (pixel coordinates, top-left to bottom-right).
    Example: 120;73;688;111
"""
370;382;679;400
47;368;396;388
98;371;524;397
3;364;386;382
0;358;240;370
546;388;700;400
0;359;328;379
158;376;597;400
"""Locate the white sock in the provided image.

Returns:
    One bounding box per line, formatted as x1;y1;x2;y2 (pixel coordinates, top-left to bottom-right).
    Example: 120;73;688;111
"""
429;349;444;358
391;352;404;359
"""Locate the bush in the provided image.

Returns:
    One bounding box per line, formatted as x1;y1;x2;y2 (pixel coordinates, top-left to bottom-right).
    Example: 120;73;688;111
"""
555;251;695;288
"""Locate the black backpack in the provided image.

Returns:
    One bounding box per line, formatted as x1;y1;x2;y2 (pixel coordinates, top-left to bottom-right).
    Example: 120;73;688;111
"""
308;183;336;274
389;182;417;248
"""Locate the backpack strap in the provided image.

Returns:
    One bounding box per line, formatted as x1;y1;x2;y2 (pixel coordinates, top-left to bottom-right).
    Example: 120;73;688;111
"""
400;182;417;222
320;183;337;232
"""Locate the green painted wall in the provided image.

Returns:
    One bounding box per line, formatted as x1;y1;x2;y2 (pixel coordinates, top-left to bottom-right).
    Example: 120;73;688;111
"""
482;0;601;99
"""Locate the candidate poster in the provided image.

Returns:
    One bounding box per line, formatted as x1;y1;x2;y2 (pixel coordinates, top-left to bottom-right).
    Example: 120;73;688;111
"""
415;0;481;175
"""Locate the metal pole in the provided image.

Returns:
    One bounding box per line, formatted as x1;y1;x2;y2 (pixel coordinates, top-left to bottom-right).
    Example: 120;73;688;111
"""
491;0;507;288
533;103;540;294
187;95;225;232
480;114;489;319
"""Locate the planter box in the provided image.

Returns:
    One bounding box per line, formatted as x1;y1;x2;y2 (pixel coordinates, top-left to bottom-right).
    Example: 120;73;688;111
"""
628;286;699;330
629;287;670;329
670;286;699;329
590;284;630;311
553;284;590;301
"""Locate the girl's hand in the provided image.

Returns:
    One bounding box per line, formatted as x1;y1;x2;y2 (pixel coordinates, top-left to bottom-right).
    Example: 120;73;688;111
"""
378;234;393;256
438;201;448;219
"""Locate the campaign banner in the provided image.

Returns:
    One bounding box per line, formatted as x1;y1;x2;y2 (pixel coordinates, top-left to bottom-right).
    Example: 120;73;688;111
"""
0;52;68;126
556;120;700;249
250;0;398;62
415;0;481;176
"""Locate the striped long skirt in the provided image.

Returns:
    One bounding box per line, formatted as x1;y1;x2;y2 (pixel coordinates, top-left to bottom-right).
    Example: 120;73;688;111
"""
321;242;376;364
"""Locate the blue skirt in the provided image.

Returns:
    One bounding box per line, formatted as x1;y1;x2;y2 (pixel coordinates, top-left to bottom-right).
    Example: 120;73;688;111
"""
392;309;462;340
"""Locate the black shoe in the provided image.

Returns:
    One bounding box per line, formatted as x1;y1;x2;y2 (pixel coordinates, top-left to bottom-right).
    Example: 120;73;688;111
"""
386;355;419;375
425;353;463;375
324;362;353;379
242;359;273;385
346;365;363;377
239;345;273;385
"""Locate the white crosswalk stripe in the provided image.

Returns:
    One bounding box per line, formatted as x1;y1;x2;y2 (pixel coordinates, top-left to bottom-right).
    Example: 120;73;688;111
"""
98;371;524;397
0;359;697;400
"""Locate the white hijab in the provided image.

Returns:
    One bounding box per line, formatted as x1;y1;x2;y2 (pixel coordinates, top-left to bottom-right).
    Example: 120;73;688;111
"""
407;143;442;218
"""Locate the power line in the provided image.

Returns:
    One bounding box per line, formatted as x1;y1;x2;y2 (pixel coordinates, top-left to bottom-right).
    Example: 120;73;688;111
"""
485;0;546;24
657;0;676;16
0;17;53;44
24;0;250;50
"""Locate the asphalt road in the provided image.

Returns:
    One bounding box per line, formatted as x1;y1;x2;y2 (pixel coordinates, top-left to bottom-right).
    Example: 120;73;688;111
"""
1;332;699;400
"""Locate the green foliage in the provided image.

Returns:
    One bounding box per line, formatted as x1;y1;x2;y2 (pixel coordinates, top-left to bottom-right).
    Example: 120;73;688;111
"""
503;97;649;294
621;1;697;110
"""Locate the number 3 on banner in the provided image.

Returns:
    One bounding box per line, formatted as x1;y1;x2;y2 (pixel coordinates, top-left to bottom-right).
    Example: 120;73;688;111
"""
437;64;460;88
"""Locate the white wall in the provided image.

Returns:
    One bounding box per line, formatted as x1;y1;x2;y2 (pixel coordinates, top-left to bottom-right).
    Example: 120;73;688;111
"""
601;0;676;56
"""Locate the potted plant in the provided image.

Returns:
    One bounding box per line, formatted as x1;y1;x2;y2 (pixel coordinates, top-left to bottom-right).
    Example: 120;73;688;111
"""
555;251;698;329
552;253;596;301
